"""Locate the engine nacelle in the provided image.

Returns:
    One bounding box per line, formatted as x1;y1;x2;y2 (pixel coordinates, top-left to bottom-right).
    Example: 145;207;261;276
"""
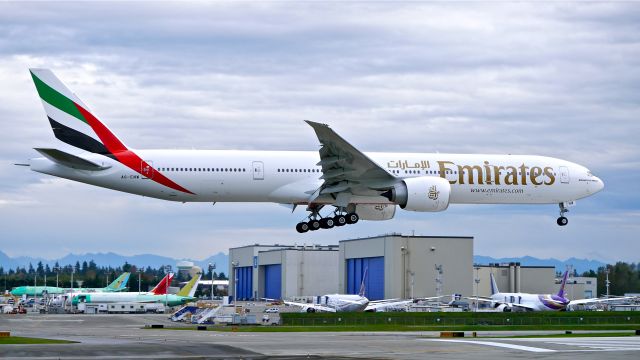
354;204;396;221
382;177;451;212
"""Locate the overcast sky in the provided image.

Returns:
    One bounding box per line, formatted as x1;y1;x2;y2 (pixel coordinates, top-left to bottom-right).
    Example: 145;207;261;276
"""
0;1;638;263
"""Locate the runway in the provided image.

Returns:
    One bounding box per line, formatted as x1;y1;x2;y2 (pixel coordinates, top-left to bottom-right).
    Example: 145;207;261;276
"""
1;314;639;359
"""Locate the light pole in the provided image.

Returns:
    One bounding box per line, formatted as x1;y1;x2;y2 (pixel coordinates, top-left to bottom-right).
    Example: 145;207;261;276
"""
474;265;480;312
34;272;38;307
605;268;611;298
69;267;75;312
54;266;59;288
137;268;143;294
208;263;216;301
164;265;172;310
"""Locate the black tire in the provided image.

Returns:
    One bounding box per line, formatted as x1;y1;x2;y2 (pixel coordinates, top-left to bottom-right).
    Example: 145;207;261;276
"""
308;220;321;231
346;212;359;224
319;217;335;229
557;216;568;226
334;215;347;226
296;222;309;233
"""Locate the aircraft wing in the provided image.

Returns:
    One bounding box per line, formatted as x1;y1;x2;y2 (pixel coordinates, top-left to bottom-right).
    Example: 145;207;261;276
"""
283;300;337;313
364;299;414;312
464;296;494;303
305;121;396;202
569;296;639;306
509;303;537;311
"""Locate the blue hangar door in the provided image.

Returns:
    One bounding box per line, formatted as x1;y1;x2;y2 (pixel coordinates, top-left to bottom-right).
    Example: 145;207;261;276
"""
235;266;253;300
347;257;384;300
263;264;282;300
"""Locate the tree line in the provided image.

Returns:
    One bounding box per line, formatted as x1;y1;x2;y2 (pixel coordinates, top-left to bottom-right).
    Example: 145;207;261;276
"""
581;262;640;296
0;260;227;293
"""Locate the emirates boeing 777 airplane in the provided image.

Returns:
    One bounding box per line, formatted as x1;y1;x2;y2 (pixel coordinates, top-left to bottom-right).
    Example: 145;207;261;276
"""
23;69;604;232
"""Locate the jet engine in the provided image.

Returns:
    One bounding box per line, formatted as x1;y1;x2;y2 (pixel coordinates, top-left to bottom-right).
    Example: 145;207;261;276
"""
495;304;512;312
381;177;451;212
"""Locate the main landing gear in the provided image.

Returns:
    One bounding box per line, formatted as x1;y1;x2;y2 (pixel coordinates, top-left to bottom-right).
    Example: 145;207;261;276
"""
557;202;569;226
295;208;359;233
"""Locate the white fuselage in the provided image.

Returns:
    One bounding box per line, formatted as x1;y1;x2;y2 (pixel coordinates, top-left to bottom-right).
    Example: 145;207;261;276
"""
30;150;604;206
318;294;370;312
490;292;569;311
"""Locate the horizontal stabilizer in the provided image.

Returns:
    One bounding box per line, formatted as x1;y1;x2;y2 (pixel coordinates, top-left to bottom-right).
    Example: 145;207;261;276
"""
34;148;111;171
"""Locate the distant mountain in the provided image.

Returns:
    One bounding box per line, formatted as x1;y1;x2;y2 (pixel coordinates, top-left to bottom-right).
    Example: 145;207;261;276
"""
0;250;228;274
0;250;605;275
473;255;606;274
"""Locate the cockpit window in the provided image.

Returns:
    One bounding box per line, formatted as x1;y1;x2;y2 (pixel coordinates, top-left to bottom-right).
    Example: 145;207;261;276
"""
587;171;593;177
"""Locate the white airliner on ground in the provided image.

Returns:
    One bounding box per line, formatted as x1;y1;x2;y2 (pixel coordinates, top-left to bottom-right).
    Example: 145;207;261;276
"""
274;269;441;312
472;271;637;312
23;69;604;232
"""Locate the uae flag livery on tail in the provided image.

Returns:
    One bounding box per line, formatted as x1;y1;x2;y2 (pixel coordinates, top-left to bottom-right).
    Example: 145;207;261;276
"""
29;69;194;195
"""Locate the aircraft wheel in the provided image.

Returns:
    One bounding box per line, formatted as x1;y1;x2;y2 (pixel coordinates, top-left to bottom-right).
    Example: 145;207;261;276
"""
308;220;321;231
346;212;359;224
320;217;335;229
557;216;568;226
334;215;347;227
296;222;309;233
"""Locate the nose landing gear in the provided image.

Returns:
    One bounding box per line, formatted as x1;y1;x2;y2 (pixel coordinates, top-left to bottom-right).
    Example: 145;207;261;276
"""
557;202;569;226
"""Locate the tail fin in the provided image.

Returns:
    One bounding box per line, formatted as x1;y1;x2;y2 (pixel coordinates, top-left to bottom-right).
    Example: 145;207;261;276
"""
29;68;128;156
106;272;130;292
29;69;194;195
150;273;174;295
358;267;368;297
490;273;499;295
177;271;202;298
556;270;569;298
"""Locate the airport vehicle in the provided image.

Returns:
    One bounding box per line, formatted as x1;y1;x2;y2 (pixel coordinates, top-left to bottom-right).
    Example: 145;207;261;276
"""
472;271;637;312
264;307;279;313
72;272;200;307
10;272;130;297
23;69;604;232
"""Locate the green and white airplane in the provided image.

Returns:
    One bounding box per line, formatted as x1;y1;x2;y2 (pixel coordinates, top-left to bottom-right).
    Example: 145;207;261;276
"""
10;272;131;297
72;272;201;307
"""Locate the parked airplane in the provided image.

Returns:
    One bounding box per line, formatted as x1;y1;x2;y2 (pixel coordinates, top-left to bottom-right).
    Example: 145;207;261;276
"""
472;271;636;312
10;272;130;297
23;69;604;232
50;272;172;307
71;272;200;307
277;269;440;312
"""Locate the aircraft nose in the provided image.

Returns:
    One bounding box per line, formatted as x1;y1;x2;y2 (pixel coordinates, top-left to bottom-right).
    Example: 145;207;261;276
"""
594;176;604;193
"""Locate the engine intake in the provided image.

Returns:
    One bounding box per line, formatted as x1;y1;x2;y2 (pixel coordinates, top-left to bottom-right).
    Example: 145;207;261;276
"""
381;176;451;212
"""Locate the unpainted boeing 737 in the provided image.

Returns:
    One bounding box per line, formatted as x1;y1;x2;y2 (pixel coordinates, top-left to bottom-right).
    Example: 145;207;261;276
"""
23;69;604;232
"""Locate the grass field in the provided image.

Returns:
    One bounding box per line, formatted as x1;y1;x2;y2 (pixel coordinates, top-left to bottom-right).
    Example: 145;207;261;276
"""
153;311;640;333
0;336;76;344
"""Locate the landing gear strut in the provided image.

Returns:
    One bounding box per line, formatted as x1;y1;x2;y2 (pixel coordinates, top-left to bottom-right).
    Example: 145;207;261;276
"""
557;203;569;226
295;207;359;233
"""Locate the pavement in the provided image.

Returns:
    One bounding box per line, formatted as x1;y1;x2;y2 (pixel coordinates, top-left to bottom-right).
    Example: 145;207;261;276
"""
1;313;640;359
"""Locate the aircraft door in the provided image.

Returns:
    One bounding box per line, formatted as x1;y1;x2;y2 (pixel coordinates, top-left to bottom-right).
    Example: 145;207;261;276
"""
559;166;570;184
141;160;154;179
252;161;264;180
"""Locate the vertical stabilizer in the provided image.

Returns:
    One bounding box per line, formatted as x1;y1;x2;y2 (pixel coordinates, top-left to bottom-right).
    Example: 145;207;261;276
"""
358;267;368;297
490;273;500;295
556;270;569;298
106;272;130;292
177;272;202;298
150;273;174;295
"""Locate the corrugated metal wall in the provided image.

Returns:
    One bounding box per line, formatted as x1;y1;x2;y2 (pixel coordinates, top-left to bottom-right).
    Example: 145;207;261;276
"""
263;264;282;300
235;266;253;300
346;257;384;300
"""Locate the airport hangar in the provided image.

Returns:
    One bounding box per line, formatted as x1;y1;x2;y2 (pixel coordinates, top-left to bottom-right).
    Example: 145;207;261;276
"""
228;233;596;302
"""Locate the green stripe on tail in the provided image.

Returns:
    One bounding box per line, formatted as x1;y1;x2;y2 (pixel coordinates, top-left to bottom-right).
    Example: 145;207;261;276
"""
30;70;86;123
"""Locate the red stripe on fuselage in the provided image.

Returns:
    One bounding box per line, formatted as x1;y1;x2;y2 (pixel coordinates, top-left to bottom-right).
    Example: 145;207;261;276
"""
74;104;195;195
